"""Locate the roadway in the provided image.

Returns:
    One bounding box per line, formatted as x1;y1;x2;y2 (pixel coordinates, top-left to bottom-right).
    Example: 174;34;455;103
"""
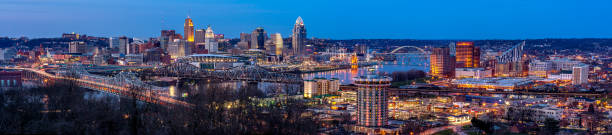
340;85;603;97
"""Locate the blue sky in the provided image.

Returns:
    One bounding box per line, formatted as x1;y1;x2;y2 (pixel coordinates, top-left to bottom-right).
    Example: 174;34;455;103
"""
1;0;611;39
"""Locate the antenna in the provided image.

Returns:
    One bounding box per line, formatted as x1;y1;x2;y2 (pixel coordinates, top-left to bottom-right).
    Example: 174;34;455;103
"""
188;9;192;18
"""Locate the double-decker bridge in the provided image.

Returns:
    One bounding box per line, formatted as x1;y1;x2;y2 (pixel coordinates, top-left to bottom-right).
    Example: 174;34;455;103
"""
6;66;193;108
136;61;303;84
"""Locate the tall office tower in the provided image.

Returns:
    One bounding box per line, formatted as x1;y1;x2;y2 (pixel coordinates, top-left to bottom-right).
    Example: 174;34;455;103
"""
251;27;267;50
240;33;251;47
184;17;194;42
109;37;120;49
292;16;307;56
264;40;276;55
205;26;218;53
473;46;480;67
160;30;176;50
354;69;392;129
430;47;455;78
572;64;589;85
168;39;190;59
69;41;89;54
119;36;129;55
303;80;316;98
354;44;367;55
195;29;206;44
270;33;283;56
448;42;456;56
455;41;480;68
194;29;206;53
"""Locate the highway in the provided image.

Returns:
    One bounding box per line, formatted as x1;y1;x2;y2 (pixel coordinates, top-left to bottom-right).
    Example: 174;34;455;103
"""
340;85;603;97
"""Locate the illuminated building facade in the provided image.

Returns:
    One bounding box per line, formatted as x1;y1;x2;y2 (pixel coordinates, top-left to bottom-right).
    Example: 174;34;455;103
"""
62;32;82;40
69;41;91;54
251;27;267;50
239;33;251;49
453;77;534;91
495;41;526;77
572;64;588;85
179;54;242;70
303;80;316;98
302;78;340;98
125;54;143;65
430;47;455;78
455;68;491;79
184;17;194;42
455;41;480;68
205;26;218;53
0;71;21;88
292;16;307;56
271;33;283;56
168;39;190;59
160;30;177;50
118;36;129;55
354;69;392;127
528;60;552;77
195;29;205;44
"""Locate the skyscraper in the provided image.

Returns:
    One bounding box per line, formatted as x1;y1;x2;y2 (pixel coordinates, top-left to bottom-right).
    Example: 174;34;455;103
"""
194;29;206;53
572;64;589;85
430;47;455;78
167;39;190;59
184;17;194;42
251;27;267;50
205;26;218;53
195;29;205;44
69;41;90;54
270;33;283;56
109;37;120;49
160;30;176;50
292;16;307;56
354;68;391;128
119;36;129;55
455;41;480;68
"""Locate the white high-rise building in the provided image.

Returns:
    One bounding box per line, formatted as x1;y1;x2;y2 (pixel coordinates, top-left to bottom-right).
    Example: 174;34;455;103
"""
572;64;589;85
118;36;129;55
168;39;190;59
109;37;120;49
205;26;218;53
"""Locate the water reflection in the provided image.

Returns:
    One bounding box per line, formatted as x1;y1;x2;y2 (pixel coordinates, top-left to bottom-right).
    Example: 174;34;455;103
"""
302;55;430;84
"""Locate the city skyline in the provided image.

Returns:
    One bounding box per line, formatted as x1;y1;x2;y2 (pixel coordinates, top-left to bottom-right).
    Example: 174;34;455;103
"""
2;0;612;39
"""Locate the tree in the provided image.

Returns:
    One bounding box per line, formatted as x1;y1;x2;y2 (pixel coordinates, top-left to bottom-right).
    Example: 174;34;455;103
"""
542;118;560;135
471;117;493;134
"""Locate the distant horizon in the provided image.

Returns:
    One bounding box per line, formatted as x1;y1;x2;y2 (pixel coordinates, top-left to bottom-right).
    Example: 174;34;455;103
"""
3;33;612;41
2;0;611;39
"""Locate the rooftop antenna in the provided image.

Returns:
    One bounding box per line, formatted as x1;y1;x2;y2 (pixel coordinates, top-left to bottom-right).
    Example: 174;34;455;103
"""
187;9;192;18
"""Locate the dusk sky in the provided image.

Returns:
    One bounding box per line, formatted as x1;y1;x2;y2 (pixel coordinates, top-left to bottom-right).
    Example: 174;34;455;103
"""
1;0;611;39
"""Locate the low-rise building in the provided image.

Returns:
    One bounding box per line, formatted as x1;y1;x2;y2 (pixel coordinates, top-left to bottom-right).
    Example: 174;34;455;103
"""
455;68;492;79
453;77;534;91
